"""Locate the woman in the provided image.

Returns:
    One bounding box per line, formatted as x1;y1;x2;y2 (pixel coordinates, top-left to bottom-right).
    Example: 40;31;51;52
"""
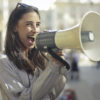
0;3;67;100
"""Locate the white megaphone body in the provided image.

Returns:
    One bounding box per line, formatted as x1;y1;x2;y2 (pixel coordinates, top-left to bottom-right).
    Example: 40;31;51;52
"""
35;11;100;62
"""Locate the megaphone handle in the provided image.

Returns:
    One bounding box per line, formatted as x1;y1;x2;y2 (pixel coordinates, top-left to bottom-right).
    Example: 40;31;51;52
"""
47;48;70;70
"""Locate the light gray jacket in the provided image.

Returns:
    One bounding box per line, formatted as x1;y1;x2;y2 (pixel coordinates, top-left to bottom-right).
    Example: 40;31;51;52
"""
0;54;67;100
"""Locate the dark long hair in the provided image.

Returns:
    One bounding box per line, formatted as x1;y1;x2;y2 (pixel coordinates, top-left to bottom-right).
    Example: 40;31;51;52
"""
5;3;46;74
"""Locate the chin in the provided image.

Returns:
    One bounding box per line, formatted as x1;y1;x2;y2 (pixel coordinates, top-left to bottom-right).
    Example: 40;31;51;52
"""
29;45;35;49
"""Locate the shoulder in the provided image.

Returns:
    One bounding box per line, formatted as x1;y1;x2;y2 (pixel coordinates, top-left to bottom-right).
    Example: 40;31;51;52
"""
0;53;10;66
0;53;7;59
0;53;17;72
0;53;8;66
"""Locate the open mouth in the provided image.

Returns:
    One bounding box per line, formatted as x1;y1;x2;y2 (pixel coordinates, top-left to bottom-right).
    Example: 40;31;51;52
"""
27;36;34;44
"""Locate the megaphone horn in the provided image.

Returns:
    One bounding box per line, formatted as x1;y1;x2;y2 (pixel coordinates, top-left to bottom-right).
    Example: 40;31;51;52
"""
35;11;100;61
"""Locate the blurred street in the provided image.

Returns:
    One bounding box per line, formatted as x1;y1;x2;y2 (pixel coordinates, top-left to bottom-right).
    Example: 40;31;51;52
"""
63;65;100;100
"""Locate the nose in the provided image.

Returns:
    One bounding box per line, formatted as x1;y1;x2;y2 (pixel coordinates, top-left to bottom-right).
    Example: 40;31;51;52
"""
31;24;37;33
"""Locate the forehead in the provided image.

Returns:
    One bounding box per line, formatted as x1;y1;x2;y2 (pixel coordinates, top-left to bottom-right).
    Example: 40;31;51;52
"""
19;12;40;22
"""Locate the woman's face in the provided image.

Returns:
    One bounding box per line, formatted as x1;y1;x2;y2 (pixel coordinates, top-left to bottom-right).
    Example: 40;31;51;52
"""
15;11;40;49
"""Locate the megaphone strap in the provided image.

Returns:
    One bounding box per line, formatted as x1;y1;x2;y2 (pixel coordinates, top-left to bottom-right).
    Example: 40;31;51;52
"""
47;48;70;70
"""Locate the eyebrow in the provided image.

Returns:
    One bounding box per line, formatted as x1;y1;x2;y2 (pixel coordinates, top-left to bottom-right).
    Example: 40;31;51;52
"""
25;21;40;24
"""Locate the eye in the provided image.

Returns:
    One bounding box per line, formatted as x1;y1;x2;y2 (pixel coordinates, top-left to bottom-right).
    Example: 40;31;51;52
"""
26;23;32;26
36;22;40;27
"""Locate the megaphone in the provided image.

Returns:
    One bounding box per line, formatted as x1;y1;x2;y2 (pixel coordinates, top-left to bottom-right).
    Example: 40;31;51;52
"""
35;11;100;62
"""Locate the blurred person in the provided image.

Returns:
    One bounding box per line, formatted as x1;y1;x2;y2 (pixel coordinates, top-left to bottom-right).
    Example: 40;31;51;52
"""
0;3;67;100
64;50;79;81
96;61;100;68
70;51;80;80
59;88;78;100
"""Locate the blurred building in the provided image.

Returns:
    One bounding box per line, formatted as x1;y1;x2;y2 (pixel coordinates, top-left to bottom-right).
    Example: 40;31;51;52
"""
0;0;100;56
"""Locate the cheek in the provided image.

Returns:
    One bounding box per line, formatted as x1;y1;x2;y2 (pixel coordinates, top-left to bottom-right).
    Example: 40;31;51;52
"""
17;27;28;38
37;27;40;33
18;30;27;42
18;33;24;43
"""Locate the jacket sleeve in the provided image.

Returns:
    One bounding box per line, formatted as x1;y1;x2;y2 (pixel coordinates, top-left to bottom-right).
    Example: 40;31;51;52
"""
31;60;67;100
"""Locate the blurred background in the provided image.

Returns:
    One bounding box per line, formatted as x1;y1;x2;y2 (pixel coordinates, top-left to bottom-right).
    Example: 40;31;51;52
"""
0;0;100;100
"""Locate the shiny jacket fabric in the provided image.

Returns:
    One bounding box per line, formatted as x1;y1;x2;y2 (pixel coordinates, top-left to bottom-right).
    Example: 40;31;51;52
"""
0;54;67;100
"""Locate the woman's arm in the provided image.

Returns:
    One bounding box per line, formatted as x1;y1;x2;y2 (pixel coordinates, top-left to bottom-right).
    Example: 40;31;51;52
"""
31;60;66;100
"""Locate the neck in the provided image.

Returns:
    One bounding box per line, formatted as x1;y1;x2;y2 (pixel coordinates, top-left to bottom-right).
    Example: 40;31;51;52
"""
22;49;29;58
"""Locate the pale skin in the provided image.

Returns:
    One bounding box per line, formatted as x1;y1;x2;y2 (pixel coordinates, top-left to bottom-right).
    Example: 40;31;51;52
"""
15;11;64;66
15;11;40;57
16;12;40;50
